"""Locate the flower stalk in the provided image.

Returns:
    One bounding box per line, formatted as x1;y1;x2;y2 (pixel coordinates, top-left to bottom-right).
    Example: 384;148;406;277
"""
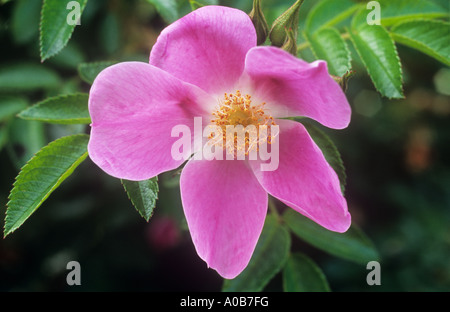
281;27;297;56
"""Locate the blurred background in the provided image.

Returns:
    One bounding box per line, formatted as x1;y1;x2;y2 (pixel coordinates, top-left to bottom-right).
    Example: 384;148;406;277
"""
0;0;449;291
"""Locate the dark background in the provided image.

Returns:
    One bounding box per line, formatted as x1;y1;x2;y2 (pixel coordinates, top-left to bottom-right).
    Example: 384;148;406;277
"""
0;0;449;291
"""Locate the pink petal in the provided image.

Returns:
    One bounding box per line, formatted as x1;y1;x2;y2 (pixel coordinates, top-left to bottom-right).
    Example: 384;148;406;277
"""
250;120;351;232
180;158;268;279
88;62;212;181
150;6;256;96
244;46;351;129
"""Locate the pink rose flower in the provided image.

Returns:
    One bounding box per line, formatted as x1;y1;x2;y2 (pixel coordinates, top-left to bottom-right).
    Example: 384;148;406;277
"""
88;6;351;279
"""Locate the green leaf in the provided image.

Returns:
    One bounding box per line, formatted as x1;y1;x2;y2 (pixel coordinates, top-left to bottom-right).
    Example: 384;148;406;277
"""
99;13;120;55
350;24;404;99
352;0;448;27
122;177;159;222
307;27;352;76
11;0;41;45
283;210;379;265
189;0;218;11
0;64;61;93
431;0;449;9
77;61;117;84
375;0;448;26
283;253;331;292
48;42;85;70
7;119;46;169
390;19;450;66
0;96;28;122
4;134;90;237
144;0;178;23
302;122;347;194
305;0;359;35
18;93;90;124
222;215;291;292
40;0;88;61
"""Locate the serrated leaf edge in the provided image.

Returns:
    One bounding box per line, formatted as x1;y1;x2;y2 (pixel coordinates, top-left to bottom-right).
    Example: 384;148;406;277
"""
306;27;352;77
349;25;405;99
390;18;450;66
122;177;159;222
306;0;361;35
39;0;88;62
4;134;89;237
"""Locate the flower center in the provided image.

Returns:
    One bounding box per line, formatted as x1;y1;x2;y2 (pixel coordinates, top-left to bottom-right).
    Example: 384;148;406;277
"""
210;90;277;156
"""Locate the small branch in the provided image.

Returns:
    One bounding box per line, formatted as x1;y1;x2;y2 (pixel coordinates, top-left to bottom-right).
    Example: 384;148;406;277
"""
341;32;351;40
296;41;310;52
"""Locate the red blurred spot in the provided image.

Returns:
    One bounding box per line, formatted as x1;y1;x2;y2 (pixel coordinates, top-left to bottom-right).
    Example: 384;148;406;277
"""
405;126;433;172
146;216;180;252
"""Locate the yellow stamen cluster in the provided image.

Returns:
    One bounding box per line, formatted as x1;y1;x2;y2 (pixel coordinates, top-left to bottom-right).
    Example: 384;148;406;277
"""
209;90;277;156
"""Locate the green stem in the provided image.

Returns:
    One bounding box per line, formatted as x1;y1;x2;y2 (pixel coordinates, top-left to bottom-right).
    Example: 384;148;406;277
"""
268;198;280;221
296;41;310;52
341;32;351;40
